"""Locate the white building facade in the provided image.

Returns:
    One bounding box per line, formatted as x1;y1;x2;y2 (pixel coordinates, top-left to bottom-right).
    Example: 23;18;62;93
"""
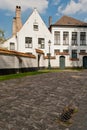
1;7;87;69
50;16;87;69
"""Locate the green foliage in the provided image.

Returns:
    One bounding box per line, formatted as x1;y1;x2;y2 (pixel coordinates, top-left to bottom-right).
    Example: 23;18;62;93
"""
0;29;5;43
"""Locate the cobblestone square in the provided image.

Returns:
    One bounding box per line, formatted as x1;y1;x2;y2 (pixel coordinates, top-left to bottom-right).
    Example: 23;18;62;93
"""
0;70;87;130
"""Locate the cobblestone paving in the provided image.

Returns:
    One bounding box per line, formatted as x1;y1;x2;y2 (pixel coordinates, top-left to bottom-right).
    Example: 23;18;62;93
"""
0;70;87;130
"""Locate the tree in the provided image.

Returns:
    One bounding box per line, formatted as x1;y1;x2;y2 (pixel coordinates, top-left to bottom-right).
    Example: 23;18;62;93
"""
0;29;5;44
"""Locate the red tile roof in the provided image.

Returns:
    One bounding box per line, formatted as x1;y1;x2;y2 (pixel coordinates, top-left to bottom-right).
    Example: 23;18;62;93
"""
55;52;69;55
0;48;36;58
52;15;87;27
44;56;55;59
35;49;44;54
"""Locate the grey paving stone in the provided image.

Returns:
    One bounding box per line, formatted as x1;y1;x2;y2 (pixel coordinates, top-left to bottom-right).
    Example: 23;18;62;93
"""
0;70;87;130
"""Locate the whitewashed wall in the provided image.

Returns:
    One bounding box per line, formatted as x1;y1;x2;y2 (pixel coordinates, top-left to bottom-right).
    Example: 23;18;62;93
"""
1;36;17;50
19;57;37;68
0;54;37;69
51;27;87;55
15;9;52;56
0;54;16;68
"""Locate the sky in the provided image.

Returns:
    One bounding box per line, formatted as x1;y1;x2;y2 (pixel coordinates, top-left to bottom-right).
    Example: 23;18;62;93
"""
0;0;87;38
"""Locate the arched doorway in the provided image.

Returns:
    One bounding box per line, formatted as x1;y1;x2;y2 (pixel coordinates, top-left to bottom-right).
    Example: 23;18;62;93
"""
60;56;65;69
83;56;87;69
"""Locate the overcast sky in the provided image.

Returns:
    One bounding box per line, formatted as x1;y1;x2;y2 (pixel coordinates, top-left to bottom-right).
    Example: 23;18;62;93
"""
0;0;87;38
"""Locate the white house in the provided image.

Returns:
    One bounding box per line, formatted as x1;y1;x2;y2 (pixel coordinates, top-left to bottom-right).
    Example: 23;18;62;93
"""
1;6;87;69
1;6;52;68
49;15;87;69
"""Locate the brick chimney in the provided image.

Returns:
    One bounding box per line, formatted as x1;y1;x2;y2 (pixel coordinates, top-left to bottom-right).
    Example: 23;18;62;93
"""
49;16;52;27
12;6;22;35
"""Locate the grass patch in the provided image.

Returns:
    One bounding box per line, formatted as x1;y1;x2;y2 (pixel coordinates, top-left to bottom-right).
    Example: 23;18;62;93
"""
0;70;49;81
38;69;62;73
0;68;83;81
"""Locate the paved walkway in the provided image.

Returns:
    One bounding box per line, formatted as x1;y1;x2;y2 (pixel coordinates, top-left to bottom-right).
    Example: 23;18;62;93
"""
0;70;87;130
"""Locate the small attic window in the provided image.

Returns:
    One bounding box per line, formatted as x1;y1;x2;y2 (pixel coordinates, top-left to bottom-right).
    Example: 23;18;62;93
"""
33;22;38;31
33;24;38;31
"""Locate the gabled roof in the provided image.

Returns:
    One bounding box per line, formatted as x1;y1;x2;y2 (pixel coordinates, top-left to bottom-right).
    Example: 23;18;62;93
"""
53;15;87;27
21;8;51;35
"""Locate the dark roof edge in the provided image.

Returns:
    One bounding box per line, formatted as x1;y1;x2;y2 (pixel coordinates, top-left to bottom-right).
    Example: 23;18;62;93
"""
49;24;87;28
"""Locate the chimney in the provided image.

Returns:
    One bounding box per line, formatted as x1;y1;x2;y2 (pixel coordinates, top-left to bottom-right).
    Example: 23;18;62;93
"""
12;6;22;35
16;6;22;32
49;16;52;27
12;17;16;35
16;6;21;18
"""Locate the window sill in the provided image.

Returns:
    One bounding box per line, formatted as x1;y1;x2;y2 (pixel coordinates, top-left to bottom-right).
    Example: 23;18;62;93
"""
25;47;32;48
72;44;78;46
54;44;60;45
79;52;87;55
80;44;87;46
70;58;79;61
55;52;69;55
63;44;69;45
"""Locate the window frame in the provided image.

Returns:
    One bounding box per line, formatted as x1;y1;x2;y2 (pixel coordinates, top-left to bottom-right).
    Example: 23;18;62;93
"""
72;32;77;46
80;32;86;46
63;49;69;53
63;31;69;45
54;49;60;54
72;50;77;59
54;31;60;45
10;42;15;50
38;38;45;49
33;24;39;31
25;37;32;48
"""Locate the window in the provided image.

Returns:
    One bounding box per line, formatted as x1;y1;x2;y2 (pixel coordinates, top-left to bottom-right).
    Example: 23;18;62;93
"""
25;37;32;48
72;50;77;58
80;50;86;53
63;49;69;53
63;32;69;45
33;23;38;31
72;32;77;45
38;38;45;49
80;32;86;45
10;42;15;50
54;49;60;54
54;31;60;45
